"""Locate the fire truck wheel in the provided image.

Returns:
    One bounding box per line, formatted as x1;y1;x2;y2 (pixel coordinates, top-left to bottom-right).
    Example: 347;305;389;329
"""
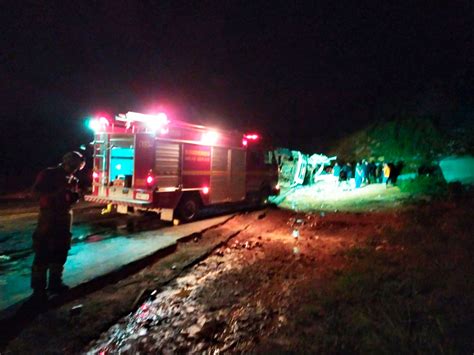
177;195;200;222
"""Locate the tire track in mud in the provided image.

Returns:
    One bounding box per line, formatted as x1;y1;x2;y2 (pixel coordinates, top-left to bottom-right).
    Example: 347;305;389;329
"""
84;211;289;354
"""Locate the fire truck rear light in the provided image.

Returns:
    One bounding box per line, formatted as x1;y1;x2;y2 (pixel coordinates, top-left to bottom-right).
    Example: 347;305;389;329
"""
244;133;259;140
146;175;154;185
242;139;248;146
202;187;209;194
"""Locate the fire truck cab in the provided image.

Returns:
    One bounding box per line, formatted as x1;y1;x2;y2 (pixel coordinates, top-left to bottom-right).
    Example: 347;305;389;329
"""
84;112;279;222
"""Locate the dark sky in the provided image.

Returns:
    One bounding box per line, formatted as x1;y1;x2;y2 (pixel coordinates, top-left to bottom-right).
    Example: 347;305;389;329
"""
2;1;474;175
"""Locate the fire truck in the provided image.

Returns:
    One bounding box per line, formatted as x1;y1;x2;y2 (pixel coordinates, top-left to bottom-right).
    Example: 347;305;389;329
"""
84;112;279;222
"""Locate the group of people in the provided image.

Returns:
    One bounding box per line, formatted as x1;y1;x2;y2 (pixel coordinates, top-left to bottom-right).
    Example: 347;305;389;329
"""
332;160;395;189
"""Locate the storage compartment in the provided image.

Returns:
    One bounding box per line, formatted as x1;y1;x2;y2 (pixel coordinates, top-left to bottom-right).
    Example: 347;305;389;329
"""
109;136;134;189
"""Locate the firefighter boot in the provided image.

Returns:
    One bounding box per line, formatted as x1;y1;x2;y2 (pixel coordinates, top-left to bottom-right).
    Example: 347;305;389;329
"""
31;264;48;301
48;264;70;293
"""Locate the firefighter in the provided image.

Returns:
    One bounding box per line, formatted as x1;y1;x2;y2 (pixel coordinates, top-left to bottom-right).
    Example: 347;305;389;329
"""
30;151;85;300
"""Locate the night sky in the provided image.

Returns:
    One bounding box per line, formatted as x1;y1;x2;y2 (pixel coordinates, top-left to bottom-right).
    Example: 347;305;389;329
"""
2;1;473;185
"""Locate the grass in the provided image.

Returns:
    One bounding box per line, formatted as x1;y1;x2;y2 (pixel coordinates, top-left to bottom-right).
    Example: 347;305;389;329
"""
284;200;474;354
280;183;410;213
398;176;448;197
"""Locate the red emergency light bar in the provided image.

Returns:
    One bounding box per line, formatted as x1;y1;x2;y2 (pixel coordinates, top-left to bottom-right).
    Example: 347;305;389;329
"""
87;111;252;148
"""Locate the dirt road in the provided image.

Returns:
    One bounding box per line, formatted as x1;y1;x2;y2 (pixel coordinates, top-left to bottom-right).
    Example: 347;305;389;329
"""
5;194;473;354
86;200;474;354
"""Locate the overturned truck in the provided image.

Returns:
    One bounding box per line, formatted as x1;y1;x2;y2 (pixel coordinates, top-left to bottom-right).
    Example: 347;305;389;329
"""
274;148;336;188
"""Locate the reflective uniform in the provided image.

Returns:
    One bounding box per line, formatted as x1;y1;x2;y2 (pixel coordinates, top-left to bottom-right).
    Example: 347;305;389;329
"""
383;164;391;185
31;165;79;292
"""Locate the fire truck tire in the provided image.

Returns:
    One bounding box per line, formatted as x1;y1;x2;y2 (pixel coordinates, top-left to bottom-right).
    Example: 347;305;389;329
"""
176;194;200;222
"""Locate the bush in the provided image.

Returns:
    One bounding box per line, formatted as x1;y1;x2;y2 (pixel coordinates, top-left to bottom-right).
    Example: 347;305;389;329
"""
398;175;448;196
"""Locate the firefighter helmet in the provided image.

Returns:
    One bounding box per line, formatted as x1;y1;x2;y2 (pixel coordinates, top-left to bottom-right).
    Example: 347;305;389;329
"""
62;151;85;171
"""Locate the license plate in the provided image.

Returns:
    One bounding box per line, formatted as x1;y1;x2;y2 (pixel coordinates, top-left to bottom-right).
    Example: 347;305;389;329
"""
117;205;128;214
136;192;150;201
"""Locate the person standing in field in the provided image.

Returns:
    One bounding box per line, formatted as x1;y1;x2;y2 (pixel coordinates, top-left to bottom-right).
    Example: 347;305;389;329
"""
362;160;369;185
383;162;391;187
355;162;363;188
333;162;341;186
30;151;85;301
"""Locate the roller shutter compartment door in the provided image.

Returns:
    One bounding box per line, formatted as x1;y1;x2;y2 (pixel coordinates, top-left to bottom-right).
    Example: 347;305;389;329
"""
230;149;246;201
210;147;230;203
155;141;181;188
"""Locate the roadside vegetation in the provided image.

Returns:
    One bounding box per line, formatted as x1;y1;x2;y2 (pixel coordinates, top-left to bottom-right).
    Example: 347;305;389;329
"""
397;175;448;197
330;116;474;176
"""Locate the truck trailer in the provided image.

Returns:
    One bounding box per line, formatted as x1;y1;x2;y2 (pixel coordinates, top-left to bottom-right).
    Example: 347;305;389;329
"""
84;112;279;222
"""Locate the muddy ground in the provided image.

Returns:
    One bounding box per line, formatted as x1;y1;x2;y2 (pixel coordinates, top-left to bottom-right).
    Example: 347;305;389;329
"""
3;194;474;354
